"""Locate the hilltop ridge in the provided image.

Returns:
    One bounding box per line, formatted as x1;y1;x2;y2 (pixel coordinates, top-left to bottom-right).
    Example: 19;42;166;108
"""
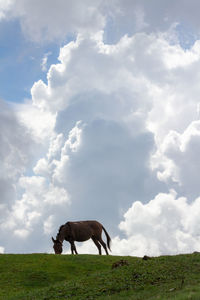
1;253;200;299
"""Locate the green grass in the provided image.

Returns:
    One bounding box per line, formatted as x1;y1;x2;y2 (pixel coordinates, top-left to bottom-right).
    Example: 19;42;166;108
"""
1;252;200;299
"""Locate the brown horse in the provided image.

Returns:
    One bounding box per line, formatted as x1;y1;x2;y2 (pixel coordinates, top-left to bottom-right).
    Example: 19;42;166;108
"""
52;220;111;255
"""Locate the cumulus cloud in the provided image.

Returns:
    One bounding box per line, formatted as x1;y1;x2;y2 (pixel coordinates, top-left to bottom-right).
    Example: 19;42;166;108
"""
1;173;70;253
15;101;56;142
43;215;55;235
0;99;38;251
111;191;200;257
2;1;200;256
0;99;34;208
1;0;200;44
38;32;200;255
152;121;200;199
0;0;105;42
26;32;171;238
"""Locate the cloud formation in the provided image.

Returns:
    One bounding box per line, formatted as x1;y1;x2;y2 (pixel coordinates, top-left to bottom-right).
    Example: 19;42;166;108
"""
1;0;200;43
1;1;200;256
0;99;35;251
0;0;105;42
114;191;200;257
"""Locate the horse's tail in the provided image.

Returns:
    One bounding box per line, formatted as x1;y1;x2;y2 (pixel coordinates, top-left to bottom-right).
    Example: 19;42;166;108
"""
102;226;111;251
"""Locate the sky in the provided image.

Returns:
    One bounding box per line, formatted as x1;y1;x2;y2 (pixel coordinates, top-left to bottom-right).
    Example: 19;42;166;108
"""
1;0;200;256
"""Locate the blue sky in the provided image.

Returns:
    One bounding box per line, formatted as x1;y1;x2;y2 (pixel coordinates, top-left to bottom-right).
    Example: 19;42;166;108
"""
0;19;61;102
1;0;200;256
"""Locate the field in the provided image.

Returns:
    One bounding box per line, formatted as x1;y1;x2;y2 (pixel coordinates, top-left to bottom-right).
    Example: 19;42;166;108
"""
1;252;200;299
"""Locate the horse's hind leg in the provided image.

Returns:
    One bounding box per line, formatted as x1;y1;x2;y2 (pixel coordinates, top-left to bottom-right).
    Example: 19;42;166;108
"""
98;238;109;255
91;237;102;255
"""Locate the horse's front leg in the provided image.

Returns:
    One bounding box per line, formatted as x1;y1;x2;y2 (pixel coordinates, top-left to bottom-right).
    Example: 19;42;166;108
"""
70;242;74;254
72;241;78;254
70;241;78;254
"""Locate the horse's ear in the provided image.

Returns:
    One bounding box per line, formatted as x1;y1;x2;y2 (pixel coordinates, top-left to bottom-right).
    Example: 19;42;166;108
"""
52;237;56;243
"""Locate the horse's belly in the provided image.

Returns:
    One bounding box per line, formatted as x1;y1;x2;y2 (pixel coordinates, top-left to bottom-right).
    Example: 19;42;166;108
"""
76;236;90;242
74;227;92;242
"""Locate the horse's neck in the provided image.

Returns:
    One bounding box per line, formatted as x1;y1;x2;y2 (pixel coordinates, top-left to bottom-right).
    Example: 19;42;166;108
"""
57;223;72;242
56;230;65;243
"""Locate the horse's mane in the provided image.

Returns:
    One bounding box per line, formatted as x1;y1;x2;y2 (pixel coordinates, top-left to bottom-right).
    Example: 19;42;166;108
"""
58;224;65;233
56;224;65;239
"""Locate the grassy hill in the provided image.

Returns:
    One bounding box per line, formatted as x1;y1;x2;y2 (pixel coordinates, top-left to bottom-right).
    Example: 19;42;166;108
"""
1;253;200;299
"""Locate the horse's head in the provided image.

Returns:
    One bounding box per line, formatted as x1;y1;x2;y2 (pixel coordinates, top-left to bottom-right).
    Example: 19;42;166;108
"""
52;237;63;254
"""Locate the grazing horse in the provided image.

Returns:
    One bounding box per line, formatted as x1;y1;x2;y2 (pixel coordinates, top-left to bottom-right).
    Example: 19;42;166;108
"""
52;220;111;255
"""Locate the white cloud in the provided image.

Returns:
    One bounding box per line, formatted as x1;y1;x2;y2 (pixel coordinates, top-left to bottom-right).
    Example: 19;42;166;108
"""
62;239;98;255
44;215;54;235
163;40;200;69
1;0;200;45
0;246;5;254
65;121;83;153
14;228;30;239
0;99;35;242
0;100;33;180
1;0;105;42
18;176;70;207
152;121;200;199
41;52;51;72
15;101;56;142
113;191;200;256
0;0;13;20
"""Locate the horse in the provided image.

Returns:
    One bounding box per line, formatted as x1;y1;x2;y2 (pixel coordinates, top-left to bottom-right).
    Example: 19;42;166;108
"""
52;220;111;255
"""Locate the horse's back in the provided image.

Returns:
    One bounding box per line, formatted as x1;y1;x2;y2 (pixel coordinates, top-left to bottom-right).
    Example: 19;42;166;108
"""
80;220;102;232
70;220;102;241
72;220;102;228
